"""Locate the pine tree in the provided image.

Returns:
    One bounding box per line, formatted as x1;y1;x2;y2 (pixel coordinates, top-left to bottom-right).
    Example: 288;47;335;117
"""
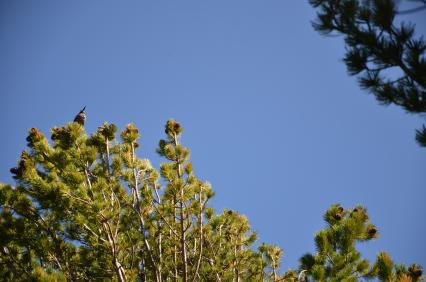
309;0;426;146
0;120;282;281
0;119;423;281
298;204;423;282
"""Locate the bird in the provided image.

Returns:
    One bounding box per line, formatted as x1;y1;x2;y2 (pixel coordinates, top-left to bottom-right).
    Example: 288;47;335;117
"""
73;106;86;125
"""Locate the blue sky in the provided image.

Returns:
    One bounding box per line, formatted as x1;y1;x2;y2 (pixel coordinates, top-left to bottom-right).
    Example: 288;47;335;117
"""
1;0;425;271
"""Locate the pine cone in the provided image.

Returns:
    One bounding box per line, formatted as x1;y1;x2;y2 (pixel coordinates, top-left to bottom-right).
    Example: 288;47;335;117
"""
334;213;342;220
409;264;423;278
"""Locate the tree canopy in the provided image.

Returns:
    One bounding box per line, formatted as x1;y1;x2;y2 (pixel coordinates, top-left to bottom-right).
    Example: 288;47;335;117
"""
309;0;426;146
0;120;423;281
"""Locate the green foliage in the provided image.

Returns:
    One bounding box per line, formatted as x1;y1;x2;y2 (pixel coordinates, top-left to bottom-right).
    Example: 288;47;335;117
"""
0;120;423;281
1;120;285;282
309;0;426;145
299;204;423;282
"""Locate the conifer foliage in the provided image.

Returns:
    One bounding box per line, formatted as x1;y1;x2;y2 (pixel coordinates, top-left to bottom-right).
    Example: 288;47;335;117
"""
309;0;426;146
299;204;423;282
0;120;283;281
0;120;423;281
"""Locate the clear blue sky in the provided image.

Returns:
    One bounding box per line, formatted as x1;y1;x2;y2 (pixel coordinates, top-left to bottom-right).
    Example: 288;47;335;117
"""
1;0;425;271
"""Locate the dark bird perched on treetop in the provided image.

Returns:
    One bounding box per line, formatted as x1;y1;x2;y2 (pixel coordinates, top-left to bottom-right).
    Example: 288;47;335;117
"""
74;106;86;125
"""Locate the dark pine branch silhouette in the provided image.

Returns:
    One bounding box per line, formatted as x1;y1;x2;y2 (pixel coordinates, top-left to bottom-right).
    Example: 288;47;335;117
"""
310;0;426;146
